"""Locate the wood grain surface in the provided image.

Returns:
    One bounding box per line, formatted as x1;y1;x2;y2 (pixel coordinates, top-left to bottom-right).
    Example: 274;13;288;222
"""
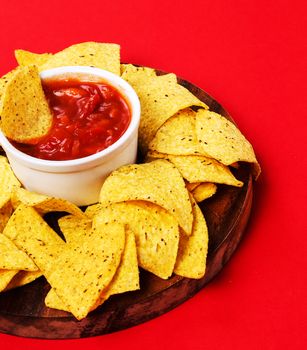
0;71;254;339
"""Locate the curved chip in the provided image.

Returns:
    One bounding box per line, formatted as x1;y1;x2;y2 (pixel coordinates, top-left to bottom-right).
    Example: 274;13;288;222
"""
147;152;243;187
148;108;204;156
39;42;120;75
0;156;21;209
0;65;53;143
12;188;86;217
99;160;193;235
121;65;208;153
94;201;180;279
195;109;261;178
174;199;208;279
15;49;52;67
0;234;38;271
46;226;139;311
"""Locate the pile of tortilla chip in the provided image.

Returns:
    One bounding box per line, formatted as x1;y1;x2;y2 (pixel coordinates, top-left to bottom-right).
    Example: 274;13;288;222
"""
121;64;260;204
0;42;260;321
0;156;140;320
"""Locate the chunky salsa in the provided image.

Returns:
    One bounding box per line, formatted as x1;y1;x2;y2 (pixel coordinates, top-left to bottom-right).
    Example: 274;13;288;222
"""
12;78;131;160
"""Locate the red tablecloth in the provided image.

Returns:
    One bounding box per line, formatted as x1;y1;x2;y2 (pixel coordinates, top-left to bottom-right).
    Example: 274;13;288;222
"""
0;1;306;349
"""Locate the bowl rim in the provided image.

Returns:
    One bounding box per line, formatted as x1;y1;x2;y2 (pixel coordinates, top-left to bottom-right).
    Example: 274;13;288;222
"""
0;66;140;172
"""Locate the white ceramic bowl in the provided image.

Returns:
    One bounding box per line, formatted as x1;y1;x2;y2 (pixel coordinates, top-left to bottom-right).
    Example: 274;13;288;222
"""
0;66;140;206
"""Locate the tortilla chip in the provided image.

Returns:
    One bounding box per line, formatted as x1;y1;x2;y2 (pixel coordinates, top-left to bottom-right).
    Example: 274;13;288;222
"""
148;108;205;156
0;233;38;271
3;205;65;271
121;65;208;152
0;69;17;111
44;222;125;320
0;270;19;292
174;199;208;279
85;203;102;219
99;160;193;235
58;215;92;242
4;204;125;319
192;183;217;202
102;227;139;296
147;152;243;187
40;42;120;75
195;109;261;179
15;49;52;67
46;227;139;311
120;64;157;79
12;188;85;217
0;156;21;209
94;201;179;279
4;270;42;291
0;65;53;143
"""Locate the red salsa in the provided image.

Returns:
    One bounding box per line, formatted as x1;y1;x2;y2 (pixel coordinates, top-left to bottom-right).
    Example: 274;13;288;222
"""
12;79;131;160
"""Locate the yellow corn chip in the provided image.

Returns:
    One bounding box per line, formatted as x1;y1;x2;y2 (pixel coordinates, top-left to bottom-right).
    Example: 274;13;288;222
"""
147;152;243;187
120;64;157;79
148;108;205;156
99;160;193;235
44;222;125;320
195;109;261;179
15;49;52;67
174;198;208;279
85;203;102;219
57;215;92;243
192;183;217;202
94;201;179;279
0;69;17;111
3;205;65;272
4;204;125;319
0;156;21;209
121;65;208;152
102;227;139;296
46;227;139;311
0;65;53;143
4;270;42;291
12;188;85;217
0;233;38;271
0;270;19;292
40;42;120;75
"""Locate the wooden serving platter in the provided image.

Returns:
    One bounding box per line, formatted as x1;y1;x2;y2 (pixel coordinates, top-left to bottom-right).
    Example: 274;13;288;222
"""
0;72;254;339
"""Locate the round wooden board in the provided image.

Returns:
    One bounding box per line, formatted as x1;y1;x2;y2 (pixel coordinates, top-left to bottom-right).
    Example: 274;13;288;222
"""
0;70;254;339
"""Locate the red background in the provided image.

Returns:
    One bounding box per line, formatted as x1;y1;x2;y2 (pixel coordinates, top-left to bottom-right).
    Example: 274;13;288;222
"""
0;0;306;348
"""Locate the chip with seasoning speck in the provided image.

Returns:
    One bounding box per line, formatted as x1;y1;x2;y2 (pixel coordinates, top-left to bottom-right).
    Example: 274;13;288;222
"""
15;49;52;67
11;188;86;217
148;108;205;156
99;159;193;235
195;109;261;179
121;65;208;153
94;201;180;279
39;42;120;75
46;225;139;312
0;156;21;209
147;152;243;187
174;197;208;279
0;65;53;144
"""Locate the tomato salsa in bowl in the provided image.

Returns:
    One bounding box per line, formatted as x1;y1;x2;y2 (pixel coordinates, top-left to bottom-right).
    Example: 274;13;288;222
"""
0;66;140;205
12;78;131;161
